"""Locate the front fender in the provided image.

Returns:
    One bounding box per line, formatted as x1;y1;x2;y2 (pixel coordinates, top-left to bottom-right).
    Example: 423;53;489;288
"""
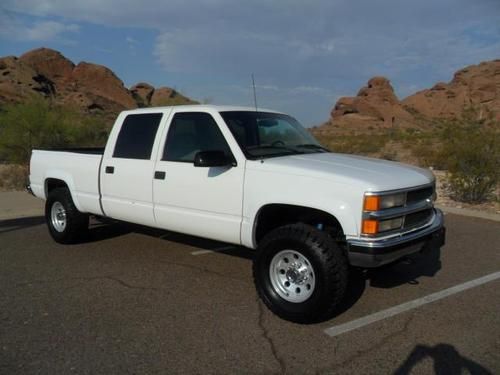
241;167;366;249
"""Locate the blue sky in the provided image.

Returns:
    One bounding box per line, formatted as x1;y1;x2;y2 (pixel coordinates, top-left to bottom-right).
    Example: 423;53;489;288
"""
1;0;499;126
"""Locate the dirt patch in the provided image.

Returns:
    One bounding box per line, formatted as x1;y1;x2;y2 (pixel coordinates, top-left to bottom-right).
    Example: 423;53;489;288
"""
0;164;28;191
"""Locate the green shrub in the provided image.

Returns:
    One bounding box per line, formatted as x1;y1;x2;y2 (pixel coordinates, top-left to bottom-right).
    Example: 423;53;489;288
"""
327;134;387;155
0;98;108;164
410;139;448;169
440;108;499;203
380;150;398;161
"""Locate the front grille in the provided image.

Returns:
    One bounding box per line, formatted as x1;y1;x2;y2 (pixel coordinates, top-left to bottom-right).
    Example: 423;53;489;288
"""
362;183;436;237
406;186;433;204
404;209;433;229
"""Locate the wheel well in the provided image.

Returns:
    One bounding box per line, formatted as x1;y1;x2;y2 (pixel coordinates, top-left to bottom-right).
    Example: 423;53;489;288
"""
254;204;344;245
45;178;68;197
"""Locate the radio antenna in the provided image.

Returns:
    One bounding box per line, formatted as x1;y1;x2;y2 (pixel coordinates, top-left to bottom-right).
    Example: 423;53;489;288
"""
251;73;258;111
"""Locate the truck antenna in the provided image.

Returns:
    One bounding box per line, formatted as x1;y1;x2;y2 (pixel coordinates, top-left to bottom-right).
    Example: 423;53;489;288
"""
251;73;258;112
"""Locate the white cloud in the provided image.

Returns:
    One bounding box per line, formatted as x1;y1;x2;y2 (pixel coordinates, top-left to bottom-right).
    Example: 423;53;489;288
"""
0;12;79;42
126;36;137;45
24;21;79;41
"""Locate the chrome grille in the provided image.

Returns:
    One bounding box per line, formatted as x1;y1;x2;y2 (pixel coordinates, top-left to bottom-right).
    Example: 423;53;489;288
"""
362;182;436;237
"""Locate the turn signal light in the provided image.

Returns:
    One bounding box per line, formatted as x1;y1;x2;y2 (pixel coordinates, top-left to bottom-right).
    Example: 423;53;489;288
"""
363;196;380;211
362;219;378;235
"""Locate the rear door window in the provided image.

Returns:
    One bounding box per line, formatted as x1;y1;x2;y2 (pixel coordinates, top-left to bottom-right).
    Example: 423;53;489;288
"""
113;113;163;159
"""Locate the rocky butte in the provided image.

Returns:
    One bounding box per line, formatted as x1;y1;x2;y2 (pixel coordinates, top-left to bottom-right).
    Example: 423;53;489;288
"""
316;59;500;135
0;47;196;119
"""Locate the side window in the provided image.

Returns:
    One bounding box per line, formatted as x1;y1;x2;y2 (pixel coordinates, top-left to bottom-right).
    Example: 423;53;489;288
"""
163;112;232;162
113;113;163;159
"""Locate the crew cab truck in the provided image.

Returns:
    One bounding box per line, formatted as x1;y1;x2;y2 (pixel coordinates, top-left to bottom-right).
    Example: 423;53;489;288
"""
28;105;445;323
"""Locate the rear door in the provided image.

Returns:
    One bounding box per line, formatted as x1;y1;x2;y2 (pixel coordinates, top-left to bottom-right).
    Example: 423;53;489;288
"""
100;111;167;226
152;110;245;244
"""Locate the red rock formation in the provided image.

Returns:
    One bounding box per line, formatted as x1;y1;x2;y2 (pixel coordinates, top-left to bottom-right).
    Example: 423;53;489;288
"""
150;87;196;106
0;56;54;102
71;62;136;110
402;60;500;120
319;60;500;134
19;48;74;84
130;82;155;107
151;87;176;106
0;47;196;117
327;76;414;133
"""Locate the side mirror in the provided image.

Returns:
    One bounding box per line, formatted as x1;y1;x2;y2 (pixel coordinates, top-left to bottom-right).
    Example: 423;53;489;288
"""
194;150;234;167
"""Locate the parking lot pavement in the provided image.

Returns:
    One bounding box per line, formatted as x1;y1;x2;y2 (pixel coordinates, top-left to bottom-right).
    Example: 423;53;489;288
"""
1;210;499;374
0;191;44;220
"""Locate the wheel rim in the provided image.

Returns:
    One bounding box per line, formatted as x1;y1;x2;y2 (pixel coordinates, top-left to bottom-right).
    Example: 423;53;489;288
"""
50;201;67;233
269;249;316;303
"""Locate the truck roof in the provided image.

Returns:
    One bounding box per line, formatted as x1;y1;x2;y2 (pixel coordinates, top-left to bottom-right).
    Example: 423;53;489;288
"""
120;104;283;115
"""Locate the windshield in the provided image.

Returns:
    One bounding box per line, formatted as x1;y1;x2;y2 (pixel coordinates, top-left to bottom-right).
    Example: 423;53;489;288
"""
219;111;328;159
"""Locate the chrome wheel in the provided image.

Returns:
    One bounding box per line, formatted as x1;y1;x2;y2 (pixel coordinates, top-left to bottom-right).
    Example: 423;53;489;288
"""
50;201;67;233
269;249;316;303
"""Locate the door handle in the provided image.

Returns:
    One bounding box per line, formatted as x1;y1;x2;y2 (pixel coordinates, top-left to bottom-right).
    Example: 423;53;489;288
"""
105;166;114;174
154;171;166;180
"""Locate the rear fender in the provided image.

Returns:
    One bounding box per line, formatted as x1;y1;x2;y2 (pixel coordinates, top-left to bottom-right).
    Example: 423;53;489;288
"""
44;171;83;212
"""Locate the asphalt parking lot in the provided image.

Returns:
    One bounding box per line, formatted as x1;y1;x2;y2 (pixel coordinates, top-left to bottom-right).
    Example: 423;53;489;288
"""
1;197;499;374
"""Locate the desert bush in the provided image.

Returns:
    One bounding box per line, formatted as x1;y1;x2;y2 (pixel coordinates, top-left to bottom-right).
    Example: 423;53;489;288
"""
0;98;108;164
380;150;398;161
0;164;29;191
440;108;499;203
410;139;448;169
325;134;387;155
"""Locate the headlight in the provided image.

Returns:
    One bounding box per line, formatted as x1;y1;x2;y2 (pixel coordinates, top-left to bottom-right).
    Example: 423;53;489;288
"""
378;217;403;232
362;192;406;235
363;193;405;211
361;217;403;235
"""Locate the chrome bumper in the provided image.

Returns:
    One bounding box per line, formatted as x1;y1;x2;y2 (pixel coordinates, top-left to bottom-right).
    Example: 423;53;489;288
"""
347;209;445;268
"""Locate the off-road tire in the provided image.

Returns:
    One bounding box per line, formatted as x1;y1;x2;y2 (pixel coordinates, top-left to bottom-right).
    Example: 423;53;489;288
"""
45;187;89;244
253;223;348;323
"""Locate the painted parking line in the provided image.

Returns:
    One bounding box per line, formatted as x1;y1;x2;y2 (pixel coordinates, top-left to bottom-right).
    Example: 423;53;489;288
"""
191;246;236;255
324;271;500;337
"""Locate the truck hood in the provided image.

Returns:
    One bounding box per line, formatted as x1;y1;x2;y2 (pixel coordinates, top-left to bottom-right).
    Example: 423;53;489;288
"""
250;152;435;191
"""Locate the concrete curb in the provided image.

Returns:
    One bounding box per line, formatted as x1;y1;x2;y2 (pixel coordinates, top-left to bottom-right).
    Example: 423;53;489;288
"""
436;205;500;223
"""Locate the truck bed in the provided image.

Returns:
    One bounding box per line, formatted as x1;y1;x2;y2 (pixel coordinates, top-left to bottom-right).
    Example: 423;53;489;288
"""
29;148;104;216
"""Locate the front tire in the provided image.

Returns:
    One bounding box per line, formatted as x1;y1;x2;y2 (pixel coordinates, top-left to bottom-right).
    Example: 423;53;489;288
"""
45;188;88;244
253;223;348;323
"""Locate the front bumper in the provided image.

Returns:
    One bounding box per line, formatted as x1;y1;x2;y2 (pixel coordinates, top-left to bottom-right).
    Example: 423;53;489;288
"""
347;208;445;268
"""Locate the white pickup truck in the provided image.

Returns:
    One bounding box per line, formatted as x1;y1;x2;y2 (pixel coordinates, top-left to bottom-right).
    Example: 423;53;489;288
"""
28;105;445;323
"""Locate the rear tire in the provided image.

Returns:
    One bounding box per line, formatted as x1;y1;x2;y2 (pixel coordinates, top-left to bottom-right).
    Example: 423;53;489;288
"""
45;188;88;244
253;223;348;323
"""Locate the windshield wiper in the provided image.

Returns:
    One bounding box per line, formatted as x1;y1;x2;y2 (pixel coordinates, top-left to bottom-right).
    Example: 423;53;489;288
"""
294;144;330;152
246;145;304;158
247;145;301;153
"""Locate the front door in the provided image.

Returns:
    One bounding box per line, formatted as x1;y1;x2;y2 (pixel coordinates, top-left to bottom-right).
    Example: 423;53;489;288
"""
153;111;244;244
